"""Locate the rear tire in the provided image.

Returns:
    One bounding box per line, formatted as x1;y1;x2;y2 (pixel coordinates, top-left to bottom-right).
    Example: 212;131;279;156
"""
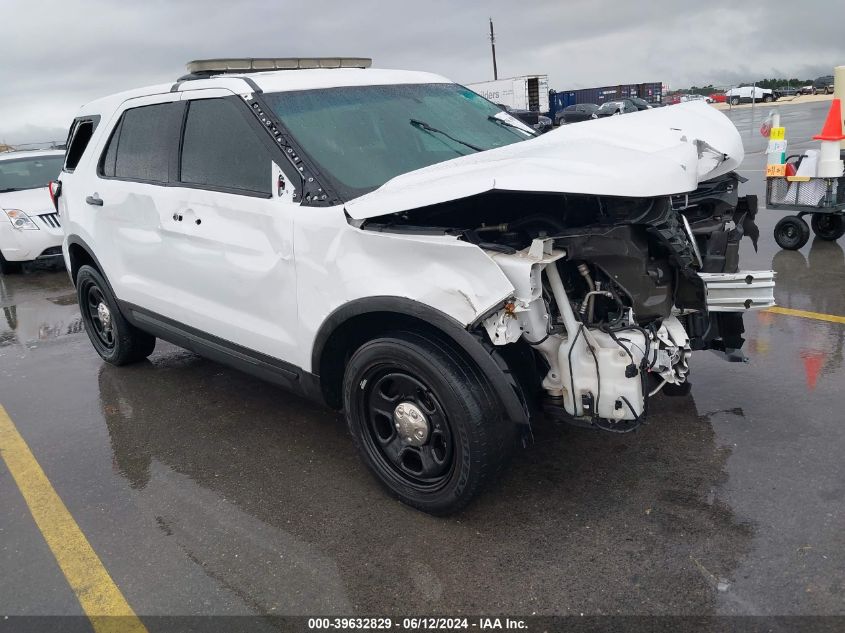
774;215;810;250
343;331;515;515
811;214;845;241
76;265;156;365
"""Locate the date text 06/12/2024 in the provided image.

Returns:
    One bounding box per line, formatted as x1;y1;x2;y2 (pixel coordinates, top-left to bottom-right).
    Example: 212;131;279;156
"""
307;617;528;630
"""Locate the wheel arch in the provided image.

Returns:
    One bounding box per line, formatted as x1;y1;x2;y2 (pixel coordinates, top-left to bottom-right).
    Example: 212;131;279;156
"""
312;296;531;426
66;235;107;287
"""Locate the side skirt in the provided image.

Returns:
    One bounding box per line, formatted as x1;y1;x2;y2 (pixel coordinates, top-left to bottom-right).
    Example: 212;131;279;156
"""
117;301;325;405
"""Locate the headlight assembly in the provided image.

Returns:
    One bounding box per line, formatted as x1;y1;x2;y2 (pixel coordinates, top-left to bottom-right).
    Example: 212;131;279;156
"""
4;209;40;230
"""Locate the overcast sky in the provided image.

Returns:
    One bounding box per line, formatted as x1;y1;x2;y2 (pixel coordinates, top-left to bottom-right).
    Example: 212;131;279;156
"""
1;0;842;144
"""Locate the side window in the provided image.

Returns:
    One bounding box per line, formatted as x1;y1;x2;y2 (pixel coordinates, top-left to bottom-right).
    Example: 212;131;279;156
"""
63;118;98;172
99;118;123;178
105;102;181;183
180;98;272;195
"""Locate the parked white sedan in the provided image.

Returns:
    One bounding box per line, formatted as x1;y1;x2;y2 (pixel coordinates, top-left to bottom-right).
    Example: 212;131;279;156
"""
0;150;65;273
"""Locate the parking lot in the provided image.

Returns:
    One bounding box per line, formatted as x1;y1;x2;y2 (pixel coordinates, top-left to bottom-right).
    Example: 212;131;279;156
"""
1;99;843;626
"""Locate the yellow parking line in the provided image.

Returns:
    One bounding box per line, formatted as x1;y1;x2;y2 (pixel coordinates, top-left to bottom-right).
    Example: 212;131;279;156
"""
764;306;845;325
0;405;147;633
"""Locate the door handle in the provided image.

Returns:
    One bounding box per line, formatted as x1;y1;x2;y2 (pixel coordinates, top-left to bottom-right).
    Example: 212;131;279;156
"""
85;194;103;206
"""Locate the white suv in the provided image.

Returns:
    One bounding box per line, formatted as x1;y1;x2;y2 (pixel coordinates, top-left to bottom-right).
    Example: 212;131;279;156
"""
57;58;774;514
0;149;66;273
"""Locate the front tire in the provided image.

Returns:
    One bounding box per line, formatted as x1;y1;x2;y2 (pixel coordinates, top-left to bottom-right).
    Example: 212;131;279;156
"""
811;214;845;241
763;94;773;103
774;215;811;250
76;265;156;365
343;331;515;515
730;97;740;106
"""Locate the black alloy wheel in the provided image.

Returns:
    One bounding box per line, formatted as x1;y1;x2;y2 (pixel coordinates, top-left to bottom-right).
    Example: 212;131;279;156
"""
774;215;811;250
810;214;845;241
343;331;515;515
76;265;156;364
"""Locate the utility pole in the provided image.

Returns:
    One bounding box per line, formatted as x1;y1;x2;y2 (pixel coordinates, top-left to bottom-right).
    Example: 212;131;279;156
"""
489;18;498;80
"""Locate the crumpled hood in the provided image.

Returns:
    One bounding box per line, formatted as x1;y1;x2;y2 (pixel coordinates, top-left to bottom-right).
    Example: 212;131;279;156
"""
345;101;744;219
0;187;53;215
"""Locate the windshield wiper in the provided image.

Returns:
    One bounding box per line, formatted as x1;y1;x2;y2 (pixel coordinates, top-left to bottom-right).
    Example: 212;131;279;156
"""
409;119;482;152
488;115;538;137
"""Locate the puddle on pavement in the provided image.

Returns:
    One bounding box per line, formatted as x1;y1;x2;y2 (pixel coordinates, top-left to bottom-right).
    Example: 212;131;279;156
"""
0;272;82;351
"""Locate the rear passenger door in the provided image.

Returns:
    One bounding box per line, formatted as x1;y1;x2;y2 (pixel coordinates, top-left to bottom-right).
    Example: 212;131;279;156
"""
93;94;184;313
165;91;300;363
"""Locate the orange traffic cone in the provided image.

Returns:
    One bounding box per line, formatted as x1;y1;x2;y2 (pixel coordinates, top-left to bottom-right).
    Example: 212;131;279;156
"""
813;98;845;141
813;98;845;177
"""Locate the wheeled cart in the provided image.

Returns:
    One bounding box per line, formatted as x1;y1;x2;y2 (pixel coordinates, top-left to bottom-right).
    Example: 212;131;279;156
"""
766;161;845;250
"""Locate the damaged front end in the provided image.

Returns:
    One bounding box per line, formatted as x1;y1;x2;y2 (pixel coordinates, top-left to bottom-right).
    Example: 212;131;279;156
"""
358;183;773;432
348;103;774;432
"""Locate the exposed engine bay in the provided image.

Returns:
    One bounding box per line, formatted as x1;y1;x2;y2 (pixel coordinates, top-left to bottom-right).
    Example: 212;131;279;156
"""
360;171;775;433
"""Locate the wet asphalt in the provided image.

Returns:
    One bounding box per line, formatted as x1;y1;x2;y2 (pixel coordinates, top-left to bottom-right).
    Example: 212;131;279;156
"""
0;100;843;620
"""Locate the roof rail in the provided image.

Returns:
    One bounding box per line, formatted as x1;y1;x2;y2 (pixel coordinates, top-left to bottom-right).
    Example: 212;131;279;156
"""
183;57;372;78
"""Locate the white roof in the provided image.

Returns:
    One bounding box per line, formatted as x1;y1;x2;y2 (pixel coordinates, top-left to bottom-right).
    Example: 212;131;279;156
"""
77;68;452;117
0;149;65;161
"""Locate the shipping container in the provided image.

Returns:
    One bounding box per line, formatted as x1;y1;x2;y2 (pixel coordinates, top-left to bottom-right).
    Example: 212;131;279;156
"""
466;75;550;112
549;82;663;117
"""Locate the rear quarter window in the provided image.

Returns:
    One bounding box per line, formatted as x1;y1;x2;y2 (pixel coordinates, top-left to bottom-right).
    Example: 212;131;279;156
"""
63;116;100;172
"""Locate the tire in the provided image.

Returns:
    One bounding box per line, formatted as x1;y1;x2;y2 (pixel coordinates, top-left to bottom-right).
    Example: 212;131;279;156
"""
810;214;845;241
0;251;22;275
343;331;515;515
763;94;773;103
774;215;810;250
76;265;156;365
730;97;740;106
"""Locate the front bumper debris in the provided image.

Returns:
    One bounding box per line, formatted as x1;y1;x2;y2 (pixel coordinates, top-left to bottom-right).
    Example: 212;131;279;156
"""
699;270;776;312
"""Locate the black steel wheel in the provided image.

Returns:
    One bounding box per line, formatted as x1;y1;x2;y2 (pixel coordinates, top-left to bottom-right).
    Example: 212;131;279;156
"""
810;214;845;241
361;370;455;489
343;331;515;515
774;215;810;250
76;265;156;365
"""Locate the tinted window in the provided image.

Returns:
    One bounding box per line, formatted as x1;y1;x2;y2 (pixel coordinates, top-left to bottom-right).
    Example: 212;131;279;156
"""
112;103;180;183
99;118;123;178
180;98;272;194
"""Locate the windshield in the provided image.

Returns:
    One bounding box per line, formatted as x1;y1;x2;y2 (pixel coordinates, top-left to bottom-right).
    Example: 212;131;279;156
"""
0;155;64;192
263;83;533;200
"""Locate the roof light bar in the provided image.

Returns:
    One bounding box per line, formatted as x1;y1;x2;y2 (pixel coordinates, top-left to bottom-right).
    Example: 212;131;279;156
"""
185;57;373;75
